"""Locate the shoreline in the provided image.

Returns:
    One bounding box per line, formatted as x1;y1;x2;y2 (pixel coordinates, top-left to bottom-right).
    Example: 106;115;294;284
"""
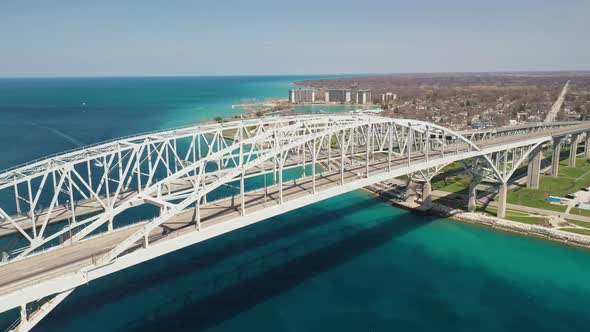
362;185;590;251
220;88;590;251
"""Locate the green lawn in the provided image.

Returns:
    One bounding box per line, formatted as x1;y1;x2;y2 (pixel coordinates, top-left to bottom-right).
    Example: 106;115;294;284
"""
507;185;568;212
538;175;580;194
431;174;470;193
436;181;470;194
477;205;546;224
570;208;590;217
441;162;466;173
558;148;590;168
565;218;590;229
561;228;590;236
430;153;590;212
507;154;590;213
427;153;590;217
507;215;547;225
432;197;468;210
432;196;547;225
557;165;590;178
478;205;530;216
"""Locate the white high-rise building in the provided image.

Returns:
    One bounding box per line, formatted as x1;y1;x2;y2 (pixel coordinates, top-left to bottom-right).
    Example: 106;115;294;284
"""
328;89;352;103
288;89;315;103
380;92;397;103
356;90;371;104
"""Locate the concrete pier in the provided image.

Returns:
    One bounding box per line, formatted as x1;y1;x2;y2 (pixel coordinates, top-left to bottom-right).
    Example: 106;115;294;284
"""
569;134;579;167
405;180;418;203
468;181;477;212
585;132;590;158
551;137;562;176
422;181;432;207
526;146;542;189
497;183;507;218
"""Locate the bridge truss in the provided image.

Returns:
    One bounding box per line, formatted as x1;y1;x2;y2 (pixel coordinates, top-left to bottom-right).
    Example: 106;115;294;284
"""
0;115;587;331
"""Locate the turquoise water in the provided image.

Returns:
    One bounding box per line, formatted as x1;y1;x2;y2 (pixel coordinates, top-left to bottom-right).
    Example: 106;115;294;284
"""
0;76;301;169
0;77;589;331
293;105;365;113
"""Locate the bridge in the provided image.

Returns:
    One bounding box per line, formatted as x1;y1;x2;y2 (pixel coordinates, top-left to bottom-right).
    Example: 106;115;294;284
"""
0;114;589;331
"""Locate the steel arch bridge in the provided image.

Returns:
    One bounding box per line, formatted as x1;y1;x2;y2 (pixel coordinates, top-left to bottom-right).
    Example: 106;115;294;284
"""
0;114;589;331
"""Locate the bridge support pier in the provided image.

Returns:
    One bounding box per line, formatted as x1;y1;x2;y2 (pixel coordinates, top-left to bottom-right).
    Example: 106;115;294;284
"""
468;181;477;213
585;131;590;158
497;183;507;219
526;146;542;189
20;303;27;327
569;134;579;167
551;137;562;176
422;181;432;208
405;180;418;203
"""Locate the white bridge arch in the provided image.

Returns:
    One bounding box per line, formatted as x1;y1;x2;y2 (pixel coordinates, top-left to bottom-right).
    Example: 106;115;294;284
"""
0;114;589;331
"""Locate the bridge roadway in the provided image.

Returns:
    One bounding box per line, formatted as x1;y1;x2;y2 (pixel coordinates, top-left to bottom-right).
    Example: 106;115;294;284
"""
0;154;406;296
0;146;381;237
3;121;588;238
0;157;338;237
0;121;589;310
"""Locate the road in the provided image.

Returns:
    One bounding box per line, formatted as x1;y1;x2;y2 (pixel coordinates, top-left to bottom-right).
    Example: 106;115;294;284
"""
544;81;570;123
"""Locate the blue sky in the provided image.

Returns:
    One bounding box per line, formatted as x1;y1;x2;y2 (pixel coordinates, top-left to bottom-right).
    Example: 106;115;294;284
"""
1;0;588;77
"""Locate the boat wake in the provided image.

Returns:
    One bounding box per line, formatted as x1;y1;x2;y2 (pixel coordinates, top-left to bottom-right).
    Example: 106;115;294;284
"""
28;122;84;147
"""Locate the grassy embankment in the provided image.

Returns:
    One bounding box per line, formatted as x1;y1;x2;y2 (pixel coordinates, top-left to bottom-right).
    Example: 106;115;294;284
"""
430;162;470;194
431;149;590;215
508;148;590;213
416;149;590;234
392;146;590;235
559;228;590;236
431;196;547;225
416;162;547;225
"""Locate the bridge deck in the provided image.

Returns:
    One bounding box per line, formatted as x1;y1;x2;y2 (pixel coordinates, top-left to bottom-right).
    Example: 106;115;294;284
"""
2;122;586;237
0;156;400;296
0;157;335;237
0;122;589;305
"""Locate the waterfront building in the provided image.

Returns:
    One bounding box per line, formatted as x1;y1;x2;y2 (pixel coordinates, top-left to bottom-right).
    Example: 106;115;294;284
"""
328;89;352;103
380;92;397;103
356;90;371;104
288;89;315;103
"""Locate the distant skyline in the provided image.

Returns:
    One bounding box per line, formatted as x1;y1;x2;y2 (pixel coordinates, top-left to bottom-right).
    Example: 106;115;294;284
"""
1;0;589;77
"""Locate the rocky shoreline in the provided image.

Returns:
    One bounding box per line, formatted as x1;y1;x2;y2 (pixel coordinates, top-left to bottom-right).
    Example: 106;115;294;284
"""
363;184;590;250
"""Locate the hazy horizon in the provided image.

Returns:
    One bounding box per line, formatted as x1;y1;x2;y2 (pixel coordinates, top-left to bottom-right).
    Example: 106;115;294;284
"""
2;70;590;80
2;0;589;77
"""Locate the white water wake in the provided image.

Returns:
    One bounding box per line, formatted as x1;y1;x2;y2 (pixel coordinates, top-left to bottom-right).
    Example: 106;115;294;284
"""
28;122;84;147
